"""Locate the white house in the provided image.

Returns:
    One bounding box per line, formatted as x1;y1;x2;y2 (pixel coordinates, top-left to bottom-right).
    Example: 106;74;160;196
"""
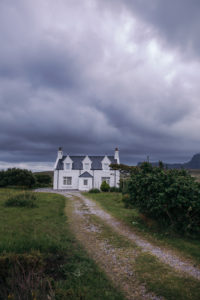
53;147;120;191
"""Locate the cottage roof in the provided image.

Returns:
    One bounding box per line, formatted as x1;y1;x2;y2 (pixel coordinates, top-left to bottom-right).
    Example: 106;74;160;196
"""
79;171;93;178
56;155;117;170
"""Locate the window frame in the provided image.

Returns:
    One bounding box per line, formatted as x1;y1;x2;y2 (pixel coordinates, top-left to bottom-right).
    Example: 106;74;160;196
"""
65;163;71;170
83;179;88;186
103;163;109;170
84;163;90;170
63;176;72;185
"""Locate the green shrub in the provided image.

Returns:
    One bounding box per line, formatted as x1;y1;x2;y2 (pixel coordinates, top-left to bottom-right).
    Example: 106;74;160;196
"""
34;173;52;187
110;186;120;192
100;181;110;192
0;168;36;188
122;193;133;208
89;188;101;193
5;192;37;208
120;178;130;194
125;162;200;236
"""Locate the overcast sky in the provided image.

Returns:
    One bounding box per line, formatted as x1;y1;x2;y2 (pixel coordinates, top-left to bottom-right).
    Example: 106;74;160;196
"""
1;0;200;170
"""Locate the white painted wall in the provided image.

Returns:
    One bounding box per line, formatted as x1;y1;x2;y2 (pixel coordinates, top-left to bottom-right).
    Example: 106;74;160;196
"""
79;177;93;191
53;169;120;190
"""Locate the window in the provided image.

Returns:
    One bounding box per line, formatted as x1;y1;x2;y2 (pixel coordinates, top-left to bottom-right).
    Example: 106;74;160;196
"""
63;176;72;185
84;163;90;170
101;177;110;185
83;179;88;186
66;163;71;170
104;163;109;170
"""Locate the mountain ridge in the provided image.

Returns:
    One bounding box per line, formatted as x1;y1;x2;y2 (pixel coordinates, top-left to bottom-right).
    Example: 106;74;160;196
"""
138;153;200;169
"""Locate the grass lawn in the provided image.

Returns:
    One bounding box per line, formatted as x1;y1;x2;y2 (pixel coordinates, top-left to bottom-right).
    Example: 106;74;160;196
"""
0;189;125;300
84;192;200;266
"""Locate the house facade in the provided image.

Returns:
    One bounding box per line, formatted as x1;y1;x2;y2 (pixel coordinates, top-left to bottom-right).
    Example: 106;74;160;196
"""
53;148;120;191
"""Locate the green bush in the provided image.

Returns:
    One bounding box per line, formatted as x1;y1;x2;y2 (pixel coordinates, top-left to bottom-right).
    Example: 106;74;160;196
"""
122;193;132;208
34;173;52;187
124;162;200;236
110;186;120;192
0;168;36;188
89;188;101;193
100;181;110;192
5;192;37;208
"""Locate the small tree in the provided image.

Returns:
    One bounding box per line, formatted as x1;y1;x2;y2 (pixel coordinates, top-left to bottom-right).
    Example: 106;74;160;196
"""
100;181;110;192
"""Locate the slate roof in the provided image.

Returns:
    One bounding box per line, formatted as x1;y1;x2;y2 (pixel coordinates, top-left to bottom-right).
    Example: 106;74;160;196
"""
56;155;117;170
79;171;93;178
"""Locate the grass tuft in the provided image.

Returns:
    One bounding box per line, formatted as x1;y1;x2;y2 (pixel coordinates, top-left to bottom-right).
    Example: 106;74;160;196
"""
5;191;37;208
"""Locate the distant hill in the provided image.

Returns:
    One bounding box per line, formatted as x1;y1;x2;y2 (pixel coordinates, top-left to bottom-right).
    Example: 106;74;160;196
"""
138;153;200;169
34;171;53;179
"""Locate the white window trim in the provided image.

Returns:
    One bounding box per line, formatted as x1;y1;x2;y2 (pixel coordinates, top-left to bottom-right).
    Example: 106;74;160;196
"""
63;176;72;185
65;163;71;170
103;163;109;170
83;179;88;186
84;163;90;170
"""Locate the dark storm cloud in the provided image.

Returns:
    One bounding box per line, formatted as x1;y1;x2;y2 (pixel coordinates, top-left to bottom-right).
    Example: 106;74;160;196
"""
106;0;200;58
0;0;200;170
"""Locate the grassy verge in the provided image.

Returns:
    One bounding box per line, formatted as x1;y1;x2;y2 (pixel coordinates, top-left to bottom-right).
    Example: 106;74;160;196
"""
84;192;200;266
0;188;125;300
134;252;200;300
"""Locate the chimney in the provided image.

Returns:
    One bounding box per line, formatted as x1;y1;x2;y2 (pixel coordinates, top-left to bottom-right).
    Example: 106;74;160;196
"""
57;147;63;159
114;147;120;164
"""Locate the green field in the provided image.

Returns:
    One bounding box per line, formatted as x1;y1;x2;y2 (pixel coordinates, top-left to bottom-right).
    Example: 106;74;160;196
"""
0;189;124;300
84;192;200;266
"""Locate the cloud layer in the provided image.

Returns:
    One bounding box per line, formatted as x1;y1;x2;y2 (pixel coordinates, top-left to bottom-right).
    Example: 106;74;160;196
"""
1;0;200;169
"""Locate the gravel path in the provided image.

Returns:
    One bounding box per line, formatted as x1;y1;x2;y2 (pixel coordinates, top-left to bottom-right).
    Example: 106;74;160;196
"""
36;188;200;281
66;192;162;300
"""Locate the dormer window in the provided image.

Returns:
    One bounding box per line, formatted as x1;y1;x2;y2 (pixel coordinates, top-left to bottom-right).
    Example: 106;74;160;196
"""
84;163;90;170
101;156;111;170
82;156;91;170
104;163;109;170
66;163;71;170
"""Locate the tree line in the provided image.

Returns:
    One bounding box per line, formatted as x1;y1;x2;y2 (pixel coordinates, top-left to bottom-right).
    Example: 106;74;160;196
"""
0;168;52;188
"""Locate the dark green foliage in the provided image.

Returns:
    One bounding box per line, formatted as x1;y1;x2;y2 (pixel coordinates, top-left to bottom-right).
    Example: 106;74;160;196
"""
100;181;110;192
122;193;132;208
0;253;54;300
0;168;36;188
34;173;52;187
124;162;200;236
89;188;101;193
5;192;37;208
109;186;120;192
120;178;130;194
